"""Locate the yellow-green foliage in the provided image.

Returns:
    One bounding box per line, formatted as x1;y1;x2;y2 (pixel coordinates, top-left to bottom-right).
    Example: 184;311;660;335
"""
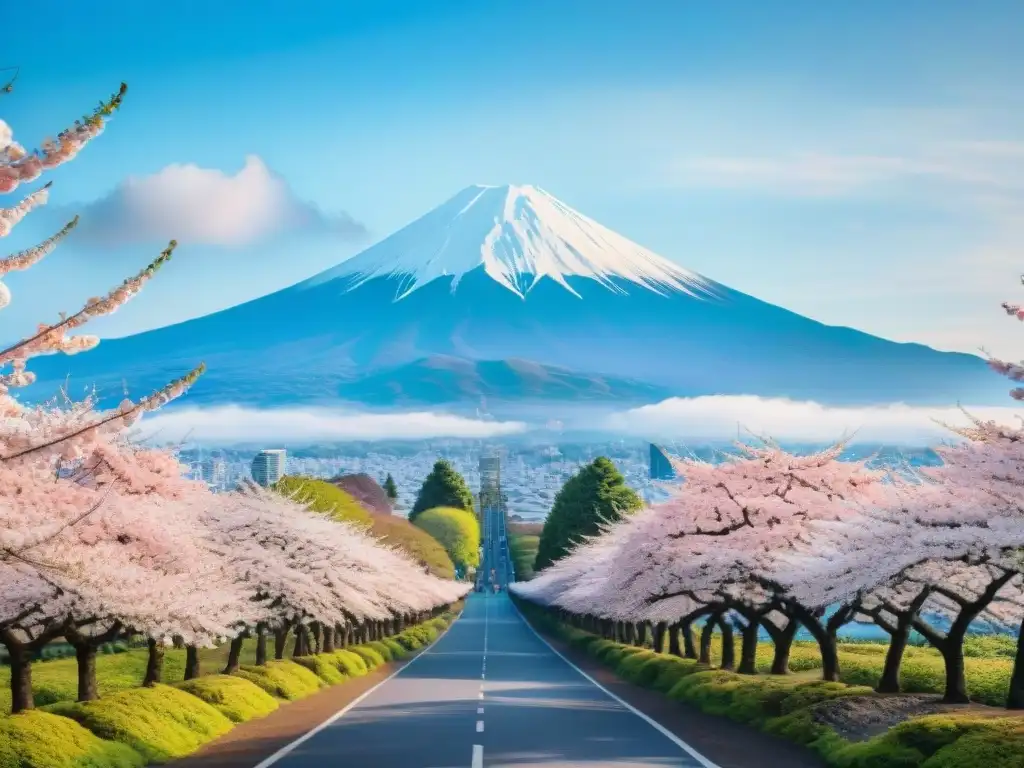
173;675;278;723
380;638;408;659
348;646;386;669
289;655;348;685
273;476;373;527
413;506;481;570
44;685;233;764
0;710;144;768
327;650;369;678
366;641;395;662
232;660;324;701
370;514;456;579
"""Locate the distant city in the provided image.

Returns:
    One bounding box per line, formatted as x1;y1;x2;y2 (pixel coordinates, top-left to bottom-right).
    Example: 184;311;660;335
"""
176;439;941;522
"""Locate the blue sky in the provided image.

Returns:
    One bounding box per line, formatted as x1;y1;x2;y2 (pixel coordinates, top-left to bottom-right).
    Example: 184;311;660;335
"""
3;0;1024;357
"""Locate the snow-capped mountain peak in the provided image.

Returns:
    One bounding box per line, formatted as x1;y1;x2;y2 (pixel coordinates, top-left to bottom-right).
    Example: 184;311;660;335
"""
313;184;715;300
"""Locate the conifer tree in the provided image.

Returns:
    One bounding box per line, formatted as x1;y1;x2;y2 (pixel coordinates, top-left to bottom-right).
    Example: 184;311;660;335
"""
410;459;474;520
383;473;398;503
534;457;640;571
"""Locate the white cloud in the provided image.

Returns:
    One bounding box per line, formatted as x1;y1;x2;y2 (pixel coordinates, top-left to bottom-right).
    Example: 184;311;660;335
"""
604;395;1024;445
73;156;364;246
136;405;527;444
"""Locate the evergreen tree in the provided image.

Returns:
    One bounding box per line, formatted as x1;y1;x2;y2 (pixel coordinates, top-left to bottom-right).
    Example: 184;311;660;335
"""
409;459;474;520
534;456;641;571
383;473;398;503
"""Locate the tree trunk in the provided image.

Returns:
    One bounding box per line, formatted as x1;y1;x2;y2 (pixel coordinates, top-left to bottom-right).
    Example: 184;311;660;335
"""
75;643;99;702
877;622;912;693
144;638;164;686
791;604;840;682
768;620;797;675
653;622;667;653
719;618;736;671
624;622;636;645
323;626;336;654
312;624;322;654
1007;619;1024;709
293;625;310;658
940;643;969;704
185;645;201;680
224;635;245;675
7;643;33;713
738;619;759;675
637;623;648;646
699;615;716;665
274;626;289;660
256;625;268;666
681;619;698;659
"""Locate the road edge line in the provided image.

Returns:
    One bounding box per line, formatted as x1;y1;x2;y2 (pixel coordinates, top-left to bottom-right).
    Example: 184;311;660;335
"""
250;608;465;768
511;600;722;768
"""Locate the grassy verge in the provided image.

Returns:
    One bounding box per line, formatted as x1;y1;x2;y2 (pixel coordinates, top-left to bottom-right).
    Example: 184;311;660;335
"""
0;610;460;768
516;600;1024;768
508;522;542;581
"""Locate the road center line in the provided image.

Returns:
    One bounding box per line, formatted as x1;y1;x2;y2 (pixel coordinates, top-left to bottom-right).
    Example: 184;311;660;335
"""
472;744;483;768
476;720;484;733
477;706;484;714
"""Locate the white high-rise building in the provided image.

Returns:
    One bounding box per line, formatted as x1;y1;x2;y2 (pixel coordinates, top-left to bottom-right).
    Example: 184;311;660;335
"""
251;449;287;487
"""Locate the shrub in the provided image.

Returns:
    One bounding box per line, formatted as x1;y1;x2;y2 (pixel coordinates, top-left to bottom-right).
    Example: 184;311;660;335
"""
233;661;324;701
273;476;373;527
291;655;347;685
366;641;395;662
348;646;386;670
370;514;455;579
328;650;369;678
0;710;144;768
174;675;278;723
413;506;481;571
44;684;233;763
617;650;658;683
381;638;407;659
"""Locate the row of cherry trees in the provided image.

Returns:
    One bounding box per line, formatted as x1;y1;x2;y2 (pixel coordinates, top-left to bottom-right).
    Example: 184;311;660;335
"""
0;84;469;714
514;325;1024;708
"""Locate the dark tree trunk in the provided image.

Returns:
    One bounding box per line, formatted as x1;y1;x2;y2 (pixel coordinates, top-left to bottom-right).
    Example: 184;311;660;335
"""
224;635;245;674
653;622;667;653
323;626;336;654
878;622;912;693
939;641;969;704
144;638;164;686
624;622;636;645
312;624;322;654
256;625;268;666
737;619;759;675
7;643;33;713
637;623;648;646
184;645;201;680
668;624;681;656
293;625;310;658
790;604;840;682
699;615;716;665
1008;619;1024;709
719;618;736;671
75;643;99;702
766;619;797;675
274;626;289;660
681;619;698;659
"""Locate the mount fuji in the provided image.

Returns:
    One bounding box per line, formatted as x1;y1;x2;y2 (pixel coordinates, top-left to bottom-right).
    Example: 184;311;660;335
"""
23;184;1006;410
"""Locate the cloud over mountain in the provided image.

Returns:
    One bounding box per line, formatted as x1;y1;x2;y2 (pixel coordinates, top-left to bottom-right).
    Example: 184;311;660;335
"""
71;155;365;246
604;395;1023;445
137;404;527;444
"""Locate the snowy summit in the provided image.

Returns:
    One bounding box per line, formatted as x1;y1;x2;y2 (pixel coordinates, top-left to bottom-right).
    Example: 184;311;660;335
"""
318;184;714;300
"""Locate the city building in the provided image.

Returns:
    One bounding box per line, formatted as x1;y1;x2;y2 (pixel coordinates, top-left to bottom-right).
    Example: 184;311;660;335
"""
649;443;676;481
251;449;287;487
201;457;227;489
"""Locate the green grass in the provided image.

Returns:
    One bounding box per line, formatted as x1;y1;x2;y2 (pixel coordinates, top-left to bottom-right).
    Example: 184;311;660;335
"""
514;600;1024;768
509;533;539;581
0;710;144;768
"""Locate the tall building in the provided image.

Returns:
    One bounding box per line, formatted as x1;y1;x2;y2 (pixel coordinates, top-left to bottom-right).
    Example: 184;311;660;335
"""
201;457;227;489
251;449;287;487
649;443;676;481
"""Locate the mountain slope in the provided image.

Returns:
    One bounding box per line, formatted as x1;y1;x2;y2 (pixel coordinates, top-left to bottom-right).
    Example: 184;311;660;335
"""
19;185;1008;410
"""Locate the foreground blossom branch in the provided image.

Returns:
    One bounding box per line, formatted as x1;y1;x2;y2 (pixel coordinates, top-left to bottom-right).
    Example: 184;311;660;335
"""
0;181;51;238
